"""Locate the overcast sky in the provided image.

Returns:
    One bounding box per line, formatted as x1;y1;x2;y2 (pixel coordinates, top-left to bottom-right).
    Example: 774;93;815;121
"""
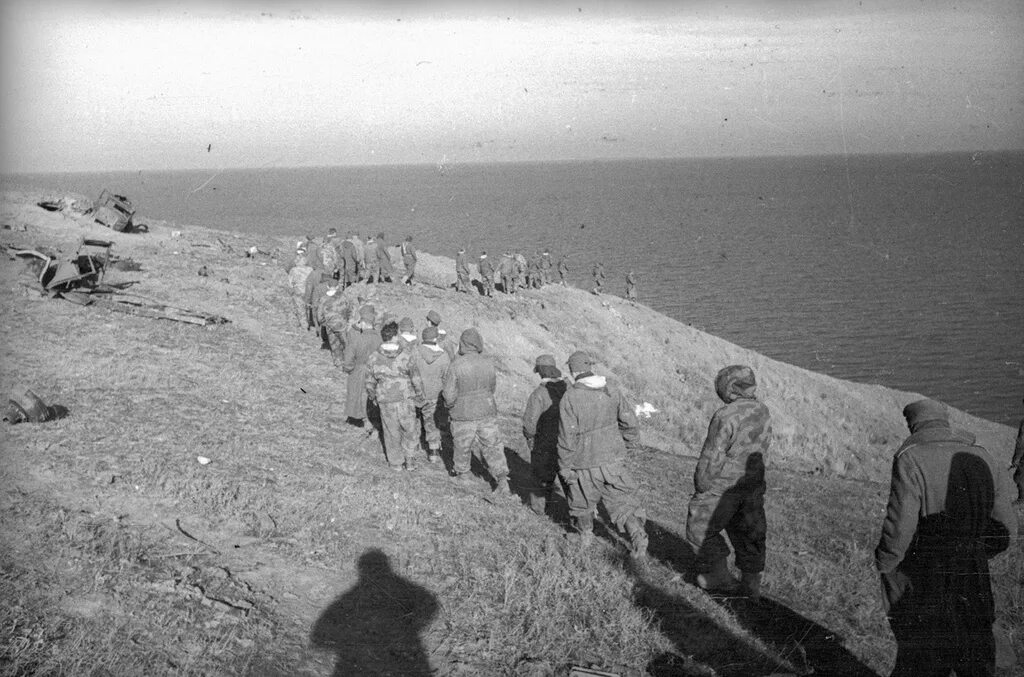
1;0;1021;173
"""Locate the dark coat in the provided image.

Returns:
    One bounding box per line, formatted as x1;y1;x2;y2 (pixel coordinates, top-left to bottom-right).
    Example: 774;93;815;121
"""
875;422;1016;659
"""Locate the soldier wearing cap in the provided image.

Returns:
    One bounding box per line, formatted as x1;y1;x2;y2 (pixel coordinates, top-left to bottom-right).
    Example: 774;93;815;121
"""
442;329;511;496
455;248;471;293
410;326;452;464
425;310;457;361
875;398;1016;676
396;317;419;351
342;305;382;427
686;365;771;598
522;354;568;515
557;350;648;559
366;321;419;470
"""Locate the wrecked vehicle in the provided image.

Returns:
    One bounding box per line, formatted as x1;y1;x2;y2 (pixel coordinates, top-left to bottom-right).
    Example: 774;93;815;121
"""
10;241;229;327
17;238;113;294
93;190;136;232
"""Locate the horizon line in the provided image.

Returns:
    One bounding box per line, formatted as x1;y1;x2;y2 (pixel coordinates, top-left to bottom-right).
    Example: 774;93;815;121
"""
4;147;1024;177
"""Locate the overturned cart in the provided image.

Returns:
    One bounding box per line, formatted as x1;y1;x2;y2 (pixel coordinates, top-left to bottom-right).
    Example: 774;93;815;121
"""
15;242;229;327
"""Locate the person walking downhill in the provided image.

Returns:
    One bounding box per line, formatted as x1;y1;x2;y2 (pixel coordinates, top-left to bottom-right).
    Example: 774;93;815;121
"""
410;326;452;465
557;351;648;560
498;251;515;295
478;251;495;297
340;235;358;288
342;305;382;428
522;354;568;515
875;399;1016;677
685;365;771;599
366;321;420;471
442;329;512;497
400;235;417;285
539;249;553;286
318;284;351;366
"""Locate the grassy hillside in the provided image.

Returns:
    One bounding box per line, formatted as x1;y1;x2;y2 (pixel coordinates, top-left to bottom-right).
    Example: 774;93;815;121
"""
1;189;1020;676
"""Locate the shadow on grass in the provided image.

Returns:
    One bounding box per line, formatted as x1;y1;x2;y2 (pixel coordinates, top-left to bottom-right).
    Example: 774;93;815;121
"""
637;521;879;677
503;446;571;525
311;549;438;677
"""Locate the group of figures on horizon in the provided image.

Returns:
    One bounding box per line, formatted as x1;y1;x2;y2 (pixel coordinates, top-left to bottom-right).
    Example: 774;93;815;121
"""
283;230;1021;677
284;226;639;303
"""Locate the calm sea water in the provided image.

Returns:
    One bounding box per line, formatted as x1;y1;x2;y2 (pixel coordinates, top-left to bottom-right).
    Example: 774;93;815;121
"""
5;152;1023;425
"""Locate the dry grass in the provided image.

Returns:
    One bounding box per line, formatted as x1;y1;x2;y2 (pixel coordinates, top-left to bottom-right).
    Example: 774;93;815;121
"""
1;188;1021;676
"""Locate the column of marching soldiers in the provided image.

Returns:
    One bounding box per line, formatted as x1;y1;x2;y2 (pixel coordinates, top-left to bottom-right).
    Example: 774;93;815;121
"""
284;228;1019;677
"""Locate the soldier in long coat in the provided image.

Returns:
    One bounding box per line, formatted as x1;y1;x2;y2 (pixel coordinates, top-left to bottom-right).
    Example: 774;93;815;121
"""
522;354;568;514
342;306;382;427
875;399;1016;676
685;365;772;598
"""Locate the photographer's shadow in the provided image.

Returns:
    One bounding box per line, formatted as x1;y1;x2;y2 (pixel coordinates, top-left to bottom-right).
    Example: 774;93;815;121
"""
311;549;438;677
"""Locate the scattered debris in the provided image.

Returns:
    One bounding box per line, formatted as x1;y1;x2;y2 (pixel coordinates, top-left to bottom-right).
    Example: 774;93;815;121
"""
4;385;66;424
93;190;136;232
70;291;231;326
198;265;210;277
634;402;659;419
197;456;211;465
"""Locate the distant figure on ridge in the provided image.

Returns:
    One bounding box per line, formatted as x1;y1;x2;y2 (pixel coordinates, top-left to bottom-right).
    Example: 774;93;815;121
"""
539;249;553;286
442;328;512;497
478;251;495;297
342;305;381;428
591;261;605;294
558;254;569;285
498;251;515;294
522;354;568;515
875;399;1015;676
363;236;379;283
455;247;471;293
376;233;394;283
286;244;314;330
557;351;648;560
400;235;417;285
686;365;771;599
625;270;637;303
